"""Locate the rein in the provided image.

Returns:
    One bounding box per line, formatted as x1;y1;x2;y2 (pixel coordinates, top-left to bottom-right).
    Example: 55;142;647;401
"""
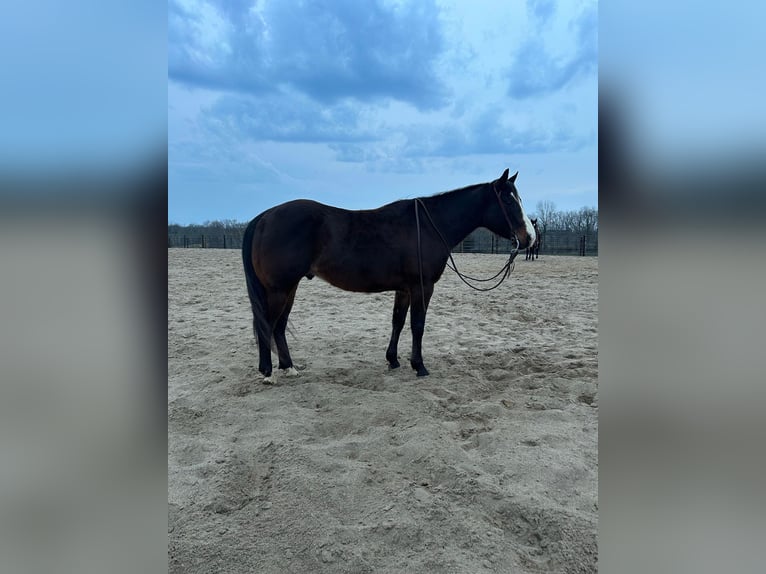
414;188;520;303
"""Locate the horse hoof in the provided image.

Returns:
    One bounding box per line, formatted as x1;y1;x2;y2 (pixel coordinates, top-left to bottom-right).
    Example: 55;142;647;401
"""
388;360;400;369
416;367;429;377
281;366;299;377
262;375;275;385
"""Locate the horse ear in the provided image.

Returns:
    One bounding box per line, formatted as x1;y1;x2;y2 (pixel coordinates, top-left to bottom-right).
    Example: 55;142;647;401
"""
510;171;518;183
498;168;509;183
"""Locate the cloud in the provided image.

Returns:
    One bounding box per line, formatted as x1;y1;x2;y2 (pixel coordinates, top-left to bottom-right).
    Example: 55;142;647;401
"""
168;0;270;94
179;86;592;174
328;144;381;163
527;0;556;26
401;109;593;158
168;0;449;109
203;92;377;144
322;104;594;173
169;2;596;177
507;3;597;99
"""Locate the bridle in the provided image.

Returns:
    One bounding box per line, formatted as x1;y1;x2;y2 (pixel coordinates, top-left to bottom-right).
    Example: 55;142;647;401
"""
491;180;522;248
413;181;521;309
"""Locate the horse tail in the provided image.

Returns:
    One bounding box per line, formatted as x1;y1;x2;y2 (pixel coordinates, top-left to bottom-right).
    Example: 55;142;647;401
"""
242;214;268;343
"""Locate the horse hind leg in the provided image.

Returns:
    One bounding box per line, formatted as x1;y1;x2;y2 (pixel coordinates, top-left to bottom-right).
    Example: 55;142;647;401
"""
244;269;275;380
386;290;410;369
257;286;297;384
253;313;273;381
273;285;299;377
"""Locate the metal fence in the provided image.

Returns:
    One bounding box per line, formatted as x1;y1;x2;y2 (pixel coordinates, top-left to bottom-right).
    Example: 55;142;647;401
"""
454;229;598;256
168;232;245;249
168;228;598;256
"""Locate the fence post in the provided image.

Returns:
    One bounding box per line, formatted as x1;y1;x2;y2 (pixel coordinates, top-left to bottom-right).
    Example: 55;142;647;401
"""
223;235;227;249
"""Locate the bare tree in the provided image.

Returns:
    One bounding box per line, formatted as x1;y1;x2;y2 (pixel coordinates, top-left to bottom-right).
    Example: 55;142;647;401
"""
576;207;598;234
536;200;557;234
220;219;243;229
560;210;578;232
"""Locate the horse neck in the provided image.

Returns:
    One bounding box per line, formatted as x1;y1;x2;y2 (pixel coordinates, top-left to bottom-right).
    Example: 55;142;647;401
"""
419;184;490;248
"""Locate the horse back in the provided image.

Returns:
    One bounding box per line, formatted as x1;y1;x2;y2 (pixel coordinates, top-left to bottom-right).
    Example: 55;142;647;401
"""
313;201;426;292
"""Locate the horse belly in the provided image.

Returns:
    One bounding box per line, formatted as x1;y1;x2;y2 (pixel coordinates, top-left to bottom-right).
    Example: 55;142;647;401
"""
312;268;397;293
312;254;403;293
309;210;413;292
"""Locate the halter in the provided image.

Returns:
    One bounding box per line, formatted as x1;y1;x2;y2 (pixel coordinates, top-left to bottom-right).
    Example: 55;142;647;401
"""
413;182;520;309
491;180;521;243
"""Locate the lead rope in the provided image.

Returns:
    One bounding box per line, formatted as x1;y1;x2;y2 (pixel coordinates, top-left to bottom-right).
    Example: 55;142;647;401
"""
414;197;427;311
414;198;519;296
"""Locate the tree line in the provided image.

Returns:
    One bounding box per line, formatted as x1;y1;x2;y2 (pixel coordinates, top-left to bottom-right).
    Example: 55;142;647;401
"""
532;201;598;236
168;203;597;248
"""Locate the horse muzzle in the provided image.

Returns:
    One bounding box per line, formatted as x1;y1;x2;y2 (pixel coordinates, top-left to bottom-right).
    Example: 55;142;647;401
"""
516;227;535;249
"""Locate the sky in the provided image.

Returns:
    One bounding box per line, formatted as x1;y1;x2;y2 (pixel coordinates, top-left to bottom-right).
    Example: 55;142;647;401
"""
0;1;166;174
600;0;766;173
168;0;598;225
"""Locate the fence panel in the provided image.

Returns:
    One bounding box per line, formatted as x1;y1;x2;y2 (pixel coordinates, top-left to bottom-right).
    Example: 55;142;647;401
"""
168;232;246;249
169;228;597;255
455;228;597;256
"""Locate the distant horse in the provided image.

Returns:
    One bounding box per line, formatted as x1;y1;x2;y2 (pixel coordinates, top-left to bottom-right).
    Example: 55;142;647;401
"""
525;218;541;260
242;168;536;382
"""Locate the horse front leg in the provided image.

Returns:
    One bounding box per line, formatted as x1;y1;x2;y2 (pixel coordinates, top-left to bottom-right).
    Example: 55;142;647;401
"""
409;283;434;377
386;290;410;369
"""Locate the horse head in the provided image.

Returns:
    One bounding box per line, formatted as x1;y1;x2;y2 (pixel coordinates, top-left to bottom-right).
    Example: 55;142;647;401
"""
484;168;536;249
530;218;540;240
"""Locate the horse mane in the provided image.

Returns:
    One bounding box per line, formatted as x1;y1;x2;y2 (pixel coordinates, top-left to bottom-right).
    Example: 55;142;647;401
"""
423;182;488;200
380;182;488;209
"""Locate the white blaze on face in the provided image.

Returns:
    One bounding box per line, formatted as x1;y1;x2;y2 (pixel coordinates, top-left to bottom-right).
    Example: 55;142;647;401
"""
512;194;536;247
523;212;536;246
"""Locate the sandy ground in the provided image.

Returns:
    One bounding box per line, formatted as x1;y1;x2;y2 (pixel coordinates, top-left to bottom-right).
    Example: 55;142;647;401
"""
168;249;598;573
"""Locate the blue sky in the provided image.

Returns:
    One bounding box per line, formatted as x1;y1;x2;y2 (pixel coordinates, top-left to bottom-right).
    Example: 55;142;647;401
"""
168;0;597;224
0;1;166;174
600;0;766;173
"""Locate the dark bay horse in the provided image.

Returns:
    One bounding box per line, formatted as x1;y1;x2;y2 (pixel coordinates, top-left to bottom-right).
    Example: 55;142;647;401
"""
525;218;542;260
242;168;536;382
